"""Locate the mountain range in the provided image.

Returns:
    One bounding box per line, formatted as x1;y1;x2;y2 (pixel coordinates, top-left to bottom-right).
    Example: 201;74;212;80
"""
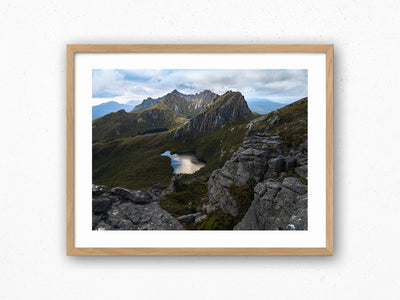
92;90;286;120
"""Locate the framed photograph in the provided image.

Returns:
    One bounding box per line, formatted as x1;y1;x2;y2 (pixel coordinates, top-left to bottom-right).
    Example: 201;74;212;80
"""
67;44;333;256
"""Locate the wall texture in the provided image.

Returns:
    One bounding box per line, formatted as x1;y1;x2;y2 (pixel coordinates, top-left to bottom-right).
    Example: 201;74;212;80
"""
1;0;399;299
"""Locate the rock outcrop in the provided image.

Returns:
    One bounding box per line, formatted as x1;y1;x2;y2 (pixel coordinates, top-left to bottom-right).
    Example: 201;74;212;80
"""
92;184;108;196
177;213;202;226
155;92;218;118
174;91;252;138
234;177;307;230
92;185;184;230
172;89;218;102
205;98;308;230
206;134;273;216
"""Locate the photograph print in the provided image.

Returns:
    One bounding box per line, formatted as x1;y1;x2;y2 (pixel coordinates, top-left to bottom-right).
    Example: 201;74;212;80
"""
92;69;308;231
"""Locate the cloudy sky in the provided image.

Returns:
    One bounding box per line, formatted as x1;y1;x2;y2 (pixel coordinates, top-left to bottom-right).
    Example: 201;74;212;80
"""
92;69;307;106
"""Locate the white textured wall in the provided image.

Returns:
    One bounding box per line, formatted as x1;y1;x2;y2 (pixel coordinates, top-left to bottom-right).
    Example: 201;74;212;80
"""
1;0;399;299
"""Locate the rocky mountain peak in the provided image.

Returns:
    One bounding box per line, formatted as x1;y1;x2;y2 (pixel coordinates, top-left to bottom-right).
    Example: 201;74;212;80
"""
174;91;252;138
131;90;219;114
169;89;184;97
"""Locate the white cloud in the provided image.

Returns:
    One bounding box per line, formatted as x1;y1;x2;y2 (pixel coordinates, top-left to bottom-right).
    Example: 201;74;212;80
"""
92;69;307;105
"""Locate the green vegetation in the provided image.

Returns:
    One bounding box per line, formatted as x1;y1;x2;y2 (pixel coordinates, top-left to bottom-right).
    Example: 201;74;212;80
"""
93;116;252;190
271;98;307;133
192;209;237;230
252;97;308;150
251;112;262;118
167;118;251;176
160;177;208;218
92;94;217;142
300;177;308;185
92;90;256;190
92;131;174;189
97;92;218;142
228;180;256;220
92;106;187;142
279;130;307;150
190;180;256;230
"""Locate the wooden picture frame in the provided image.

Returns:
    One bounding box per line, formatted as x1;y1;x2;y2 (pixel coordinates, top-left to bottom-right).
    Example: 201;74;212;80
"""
67;44;333;256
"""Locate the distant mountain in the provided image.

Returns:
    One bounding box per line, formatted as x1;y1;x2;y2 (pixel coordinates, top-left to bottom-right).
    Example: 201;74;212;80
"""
131;89;219;114
92;106;187;142
174;91;252;138
126;99;142;107
151;90;219;118
246;98;285;114
93;90;220;142
92;101;135;120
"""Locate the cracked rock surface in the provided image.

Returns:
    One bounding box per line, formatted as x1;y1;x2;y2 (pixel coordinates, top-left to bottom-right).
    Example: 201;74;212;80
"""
92;185;184;230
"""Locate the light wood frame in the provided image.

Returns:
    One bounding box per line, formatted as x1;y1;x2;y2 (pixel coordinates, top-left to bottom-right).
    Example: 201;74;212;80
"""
67;44;333;256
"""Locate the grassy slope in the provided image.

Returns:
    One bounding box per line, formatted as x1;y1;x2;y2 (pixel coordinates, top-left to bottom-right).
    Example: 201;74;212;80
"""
252;97;307;133
92;106;187;142
167;118;251;176
92;117;251;190
160;177;208;219
92;131;174;189
252;97;308;149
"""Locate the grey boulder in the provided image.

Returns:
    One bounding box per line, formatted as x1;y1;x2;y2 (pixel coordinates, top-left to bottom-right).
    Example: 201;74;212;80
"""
92;196;113;213
177;213;202;225
110;187;157;204
92;184;108;196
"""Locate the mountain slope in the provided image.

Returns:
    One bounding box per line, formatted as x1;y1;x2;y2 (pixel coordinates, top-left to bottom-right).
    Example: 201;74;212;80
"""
92;101;134;120
152;90;218;118
93;90;219;142
174;91;252;138
92;91;255;190
92;107;187;142
249;97;308;145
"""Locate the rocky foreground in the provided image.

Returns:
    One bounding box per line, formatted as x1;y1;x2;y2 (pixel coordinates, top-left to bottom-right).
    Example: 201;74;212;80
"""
92;186;184;230
206;137;308;230
92;138;307;230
